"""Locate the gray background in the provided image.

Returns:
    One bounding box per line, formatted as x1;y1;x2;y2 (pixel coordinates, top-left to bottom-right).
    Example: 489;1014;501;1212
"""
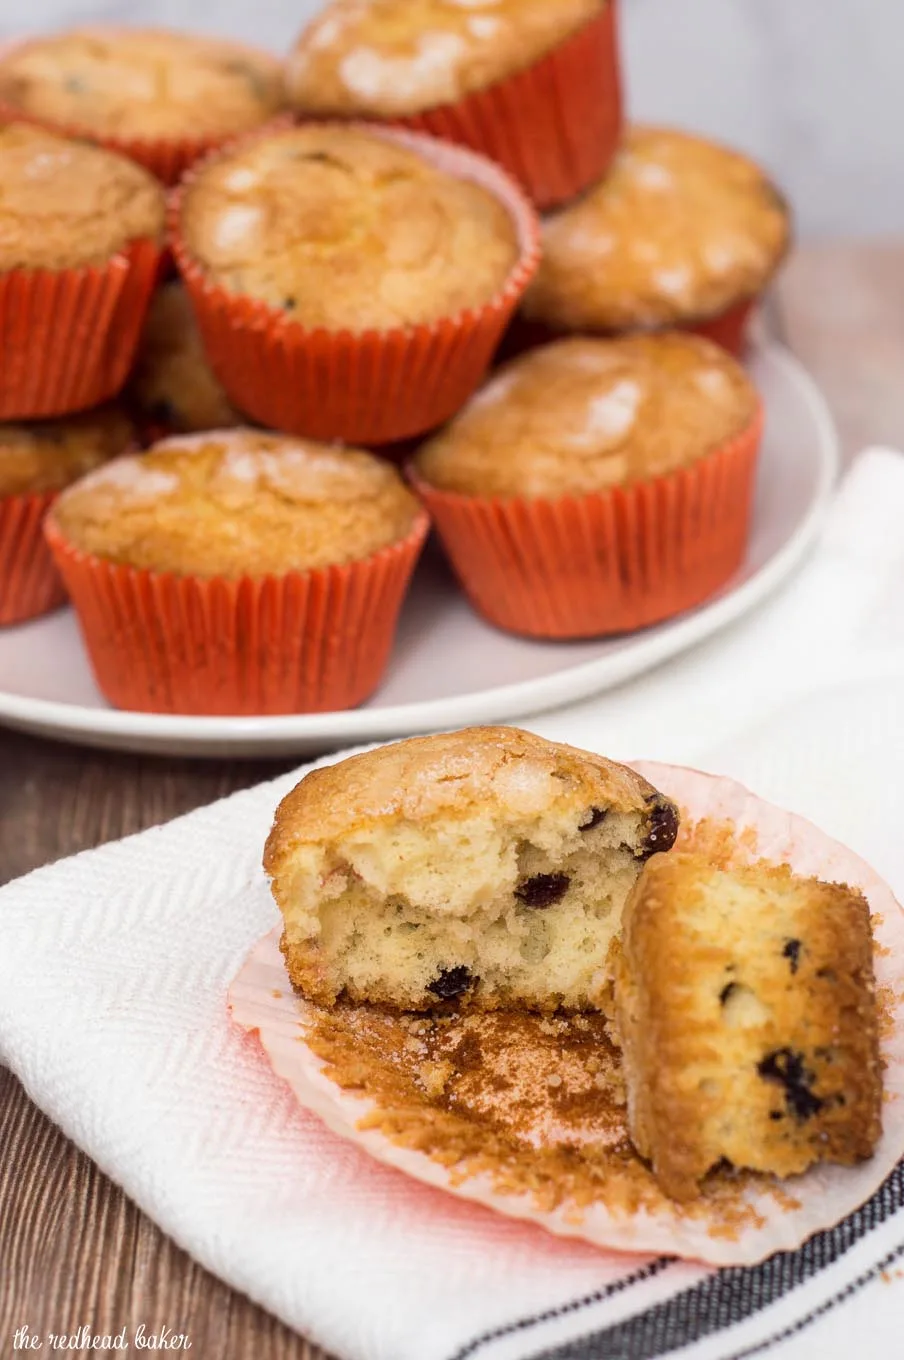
4;0;901;238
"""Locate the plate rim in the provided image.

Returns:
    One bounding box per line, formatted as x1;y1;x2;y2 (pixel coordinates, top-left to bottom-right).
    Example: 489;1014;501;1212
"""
0;337;840;753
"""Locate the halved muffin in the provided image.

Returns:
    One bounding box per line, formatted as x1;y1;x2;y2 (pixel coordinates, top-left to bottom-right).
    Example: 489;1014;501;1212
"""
614;853;882;1201
265;727;679;1011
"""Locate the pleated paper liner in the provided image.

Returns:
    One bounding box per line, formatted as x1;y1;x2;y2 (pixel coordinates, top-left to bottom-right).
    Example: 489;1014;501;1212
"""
229;761;904;1266
43;511;429;716
389;0;623;211
0;491;66;626
0;238;162;421
689;298;756;356
170;124;541;446
501;297;758;366
409;406;763;640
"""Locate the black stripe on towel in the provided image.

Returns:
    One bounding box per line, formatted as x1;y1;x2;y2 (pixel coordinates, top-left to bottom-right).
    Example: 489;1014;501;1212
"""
522;1162;904;1360
446;1258;674;1360
720;1238;904;1360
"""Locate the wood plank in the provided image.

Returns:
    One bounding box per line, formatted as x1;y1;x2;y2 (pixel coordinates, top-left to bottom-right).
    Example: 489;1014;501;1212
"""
0;731;323;1359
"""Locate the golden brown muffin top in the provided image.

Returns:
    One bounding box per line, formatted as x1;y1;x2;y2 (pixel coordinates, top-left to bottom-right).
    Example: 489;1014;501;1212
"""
180;124;520;330
264;726;668;869
286;0;603;117
128;283;241;434
0;28;285;141
413;333;759;498
0;405;134;498
523;126;791;332
51;430;421;578
0;122;165;270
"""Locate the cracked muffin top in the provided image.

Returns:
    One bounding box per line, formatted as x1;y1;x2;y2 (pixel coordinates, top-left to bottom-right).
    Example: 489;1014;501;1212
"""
0;406;134;497
0;122;165;270
265;725;669;859
523;126;791;333
51;430;422;578
413;333;760;498
286;0;604;117
179;123;520;331
0;28;285;141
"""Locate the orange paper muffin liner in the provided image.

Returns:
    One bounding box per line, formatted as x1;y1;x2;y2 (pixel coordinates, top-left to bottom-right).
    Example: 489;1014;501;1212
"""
392;1;623;211
689;298;756;357
410;407;764;640
43;511;429;716
0;238;162;421
502;297;758;366
0;490;66;626
170;125;541;446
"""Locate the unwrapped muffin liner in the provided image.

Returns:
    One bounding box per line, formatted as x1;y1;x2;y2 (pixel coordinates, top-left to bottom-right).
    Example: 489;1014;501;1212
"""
229;761;904;1267
409;406;763;640
0;490;66;625
0;238;162;420
391;1;623;211
43;510;429;716
170;124;541;445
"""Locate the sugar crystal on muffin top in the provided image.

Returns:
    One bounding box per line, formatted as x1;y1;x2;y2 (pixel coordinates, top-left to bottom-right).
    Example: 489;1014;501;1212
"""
523;126;790;332
0;122;164;270
51;430;421;579
413;333;759;498
286;0;604;117
0;28;285;141
179;124;519;331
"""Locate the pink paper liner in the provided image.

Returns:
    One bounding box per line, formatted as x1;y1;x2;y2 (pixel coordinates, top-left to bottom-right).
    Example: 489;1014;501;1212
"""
388;2;623;211
408;406;764;640
170;123;541;445
0;238;162;420
0;489;65;625
229;760;904;1267
44;511;429;716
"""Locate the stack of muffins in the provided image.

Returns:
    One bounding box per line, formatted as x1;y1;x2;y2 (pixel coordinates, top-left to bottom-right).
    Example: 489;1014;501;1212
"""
0;5;792;716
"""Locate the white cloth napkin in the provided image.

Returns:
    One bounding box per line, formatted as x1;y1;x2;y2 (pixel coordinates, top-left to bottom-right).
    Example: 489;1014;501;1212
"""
3;448;904;1360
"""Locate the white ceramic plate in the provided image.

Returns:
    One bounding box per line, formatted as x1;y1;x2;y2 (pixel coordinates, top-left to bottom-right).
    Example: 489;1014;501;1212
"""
0;336;839;759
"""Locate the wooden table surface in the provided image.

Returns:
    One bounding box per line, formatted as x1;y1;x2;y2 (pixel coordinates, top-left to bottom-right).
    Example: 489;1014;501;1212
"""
2;240;904;1360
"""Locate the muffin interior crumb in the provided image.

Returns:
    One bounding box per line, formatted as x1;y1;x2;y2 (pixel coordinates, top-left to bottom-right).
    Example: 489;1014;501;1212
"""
280;802;650;1011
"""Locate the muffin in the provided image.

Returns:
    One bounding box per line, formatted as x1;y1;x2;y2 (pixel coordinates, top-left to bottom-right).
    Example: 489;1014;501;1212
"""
0;405;134;626
0;122;164;420
614;853;882;1202
45;430;428;714
521;126;791;355
172;122;539;443
286;0;622;209
411;333;763;637
264;726;679;1010
0;28;286;184
128;283;241;439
